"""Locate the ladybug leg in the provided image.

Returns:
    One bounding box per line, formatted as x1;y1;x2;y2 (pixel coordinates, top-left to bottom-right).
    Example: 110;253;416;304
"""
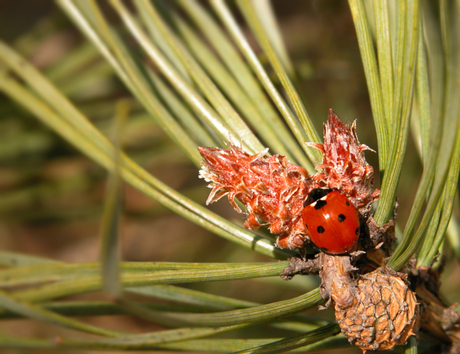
299;246;307;260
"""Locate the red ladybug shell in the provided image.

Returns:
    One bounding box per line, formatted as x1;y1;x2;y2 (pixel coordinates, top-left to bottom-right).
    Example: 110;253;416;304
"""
302;190;360;254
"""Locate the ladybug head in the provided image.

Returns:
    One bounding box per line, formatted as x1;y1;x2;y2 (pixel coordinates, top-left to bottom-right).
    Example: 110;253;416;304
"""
304;188;332;207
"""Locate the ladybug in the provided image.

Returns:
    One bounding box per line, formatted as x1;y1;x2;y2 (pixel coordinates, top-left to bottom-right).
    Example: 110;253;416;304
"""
302;188;360;254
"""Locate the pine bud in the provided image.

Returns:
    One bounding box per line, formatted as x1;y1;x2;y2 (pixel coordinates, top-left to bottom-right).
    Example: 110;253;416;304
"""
198;144;313;249
308;109;379;215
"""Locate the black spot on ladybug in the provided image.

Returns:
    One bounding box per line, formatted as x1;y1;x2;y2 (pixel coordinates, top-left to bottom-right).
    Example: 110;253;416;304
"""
314;199;327;210
317;225;325;233
346;200;350;206
305;224;308;229
338;214;346;222
355;227;359;235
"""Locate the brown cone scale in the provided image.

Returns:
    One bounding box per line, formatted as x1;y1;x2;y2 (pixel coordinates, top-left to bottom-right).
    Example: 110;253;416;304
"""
334;267;419;352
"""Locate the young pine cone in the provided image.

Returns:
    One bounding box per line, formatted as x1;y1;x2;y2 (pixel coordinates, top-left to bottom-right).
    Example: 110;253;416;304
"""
308;109;379;215
334;267;419;352
198;144;313;249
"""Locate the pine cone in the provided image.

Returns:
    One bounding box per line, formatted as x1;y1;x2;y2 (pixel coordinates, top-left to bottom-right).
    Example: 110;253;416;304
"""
198;144;313;249
308;109;379;215
334;267;419;352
